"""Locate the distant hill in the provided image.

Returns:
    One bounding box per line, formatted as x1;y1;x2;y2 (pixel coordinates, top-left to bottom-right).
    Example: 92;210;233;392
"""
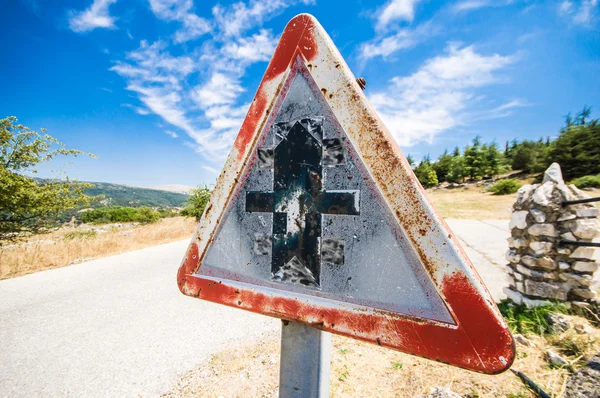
148;184;194;195
84;182;189;208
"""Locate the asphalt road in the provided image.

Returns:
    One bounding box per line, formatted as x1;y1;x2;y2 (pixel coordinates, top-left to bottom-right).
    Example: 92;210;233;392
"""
0;219;514;397
0;240;279;398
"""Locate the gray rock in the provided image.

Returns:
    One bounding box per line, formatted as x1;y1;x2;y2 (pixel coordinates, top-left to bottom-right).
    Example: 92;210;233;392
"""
516;281;525;293
508;237;527;249
570;288;597;300
503;287;524;305
528;223;557;237
558;248;572;255
505;250;521;264
530;241;553;255
546;312;571;333
537;256;557;270
572;262;599;273
525;279;567;300
522;295;552;308
522;255;556;270
415;387;462;398
565;353;600;398
575;324;595;334
516;184;535;204
514;272;524;281
516;264;557;279
576;208;599;218
514;333;536;347
561;232;577;241
559;272;593;287
546;349;569;367
571;247;597;260
533;182;554;207
530;208;547;223
559;262;571;270
572;219;600;240
521;255;537;267
510;211;529;230
543;163;564;185
558;212;577;222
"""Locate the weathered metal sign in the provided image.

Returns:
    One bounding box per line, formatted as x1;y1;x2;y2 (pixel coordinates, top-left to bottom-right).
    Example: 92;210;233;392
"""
178;14;514;374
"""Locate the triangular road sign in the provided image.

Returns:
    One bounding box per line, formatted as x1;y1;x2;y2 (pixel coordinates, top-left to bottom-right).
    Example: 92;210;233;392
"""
178;14;514;374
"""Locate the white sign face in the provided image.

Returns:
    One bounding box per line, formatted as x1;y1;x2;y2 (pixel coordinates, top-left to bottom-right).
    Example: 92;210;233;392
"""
178;14;514;375
199;57;453;324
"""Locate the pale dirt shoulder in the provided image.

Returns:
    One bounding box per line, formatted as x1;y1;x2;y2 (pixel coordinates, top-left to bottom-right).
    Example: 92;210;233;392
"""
163;315;600;398
0;216;196;279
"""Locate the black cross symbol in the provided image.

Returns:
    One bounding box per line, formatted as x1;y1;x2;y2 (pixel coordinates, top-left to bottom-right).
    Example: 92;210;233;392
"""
246;119;359;287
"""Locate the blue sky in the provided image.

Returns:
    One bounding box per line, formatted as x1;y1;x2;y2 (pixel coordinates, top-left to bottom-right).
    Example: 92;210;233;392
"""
2;0;599;188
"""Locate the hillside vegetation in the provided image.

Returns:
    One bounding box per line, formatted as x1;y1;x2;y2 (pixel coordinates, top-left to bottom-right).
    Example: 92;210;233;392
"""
83;182;189;208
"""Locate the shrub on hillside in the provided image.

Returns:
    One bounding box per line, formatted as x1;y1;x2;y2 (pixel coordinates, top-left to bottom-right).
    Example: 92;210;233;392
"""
570;174;600;189
80;206;160;224
488;179;521;195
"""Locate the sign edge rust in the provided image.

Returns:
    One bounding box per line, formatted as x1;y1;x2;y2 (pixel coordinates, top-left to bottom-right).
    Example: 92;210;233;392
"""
177;13;515;374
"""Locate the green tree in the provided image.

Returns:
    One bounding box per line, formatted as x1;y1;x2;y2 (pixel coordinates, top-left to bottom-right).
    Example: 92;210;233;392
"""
0;117;96;243
511;139;550;173
406;154;415;168
447;156;466;183
464;136;485;179
433;150;453;182
181;186;211;221
414;159;438;188
549;107;600;179
483;142;503;177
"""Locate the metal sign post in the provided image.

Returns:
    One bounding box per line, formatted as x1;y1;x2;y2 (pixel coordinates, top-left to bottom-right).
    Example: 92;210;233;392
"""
177;13;514;386
279;321;331;397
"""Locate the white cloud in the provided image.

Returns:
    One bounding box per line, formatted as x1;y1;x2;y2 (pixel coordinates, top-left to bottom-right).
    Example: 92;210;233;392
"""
212;0;314;37
192;73;244;108
69;0;117;33
559;0;598;25
375;0;420;31
221;30;277;63
121;103;151;115
165;130;179;138
361;22;437;59
148;0;211;43
174;14;212;43
109;0;309;170
369;44;521;147
149;0;191;20
453;0;492;12
452;0;516;14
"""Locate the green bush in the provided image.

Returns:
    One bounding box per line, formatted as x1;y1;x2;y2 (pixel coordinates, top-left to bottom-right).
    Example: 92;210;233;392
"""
498;300;568;336
488;179;521;195
134;207;160;223
80;206;160;224
570;174;600;189
181;186;211;221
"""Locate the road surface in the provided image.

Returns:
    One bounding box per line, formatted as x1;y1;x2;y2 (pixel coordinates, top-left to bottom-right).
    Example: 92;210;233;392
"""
0;219;511;397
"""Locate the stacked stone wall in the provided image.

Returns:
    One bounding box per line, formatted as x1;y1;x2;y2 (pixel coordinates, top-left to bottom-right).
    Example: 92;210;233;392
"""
504;163;600;307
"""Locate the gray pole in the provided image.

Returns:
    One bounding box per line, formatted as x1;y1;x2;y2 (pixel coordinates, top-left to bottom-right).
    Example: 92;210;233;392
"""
279;320;331;397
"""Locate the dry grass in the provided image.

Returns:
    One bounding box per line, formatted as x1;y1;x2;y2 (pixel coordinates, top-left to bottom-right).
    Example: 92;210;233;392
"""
427;185;516;220
0;217;196;279
162;315;599;398
427;182;600;221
